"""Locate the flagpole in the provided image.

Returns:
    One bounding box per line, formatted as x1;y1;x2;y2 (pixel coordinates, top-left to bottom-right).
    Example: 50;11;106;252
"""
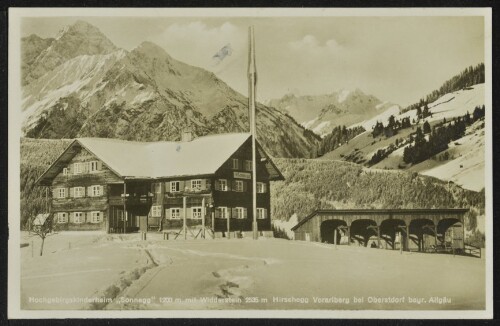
248;26;258;240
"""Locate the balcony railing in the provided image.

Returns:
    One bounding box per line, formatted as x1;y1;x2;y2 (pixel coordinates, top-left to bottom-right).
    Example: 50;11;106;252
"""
109;194;153;206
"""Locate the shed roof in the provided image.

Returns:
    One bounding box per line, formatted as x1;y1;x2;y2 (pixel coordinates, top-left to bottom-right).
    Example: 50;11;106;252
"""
36;133;284;185
291;208;469;231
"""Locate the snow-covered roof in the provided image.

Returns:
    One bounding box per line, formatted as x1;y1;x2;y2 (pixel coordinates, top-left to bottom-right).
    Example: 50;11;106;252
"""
33;213;50;226
36;133;284;185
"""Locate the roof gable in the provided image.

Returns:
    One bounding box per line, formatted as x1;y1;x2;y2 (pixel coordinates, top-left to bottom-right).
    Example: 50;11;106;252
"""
36;133;283;185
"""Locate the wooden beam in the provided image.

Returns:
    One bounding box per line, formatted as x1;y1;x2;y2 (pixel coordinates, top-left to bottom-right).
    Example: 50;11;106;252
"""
183;196;187;240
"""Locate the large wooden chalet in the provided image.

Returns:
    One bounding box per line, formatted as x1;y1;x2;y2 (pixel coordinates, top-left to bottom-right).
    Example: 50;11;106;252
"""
36;133;284;236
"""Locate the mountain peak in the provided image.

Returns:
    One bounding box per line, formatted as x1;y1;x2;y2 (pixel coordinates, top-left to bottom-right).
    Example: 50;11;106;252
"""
132;41;172;59
54;20;117;53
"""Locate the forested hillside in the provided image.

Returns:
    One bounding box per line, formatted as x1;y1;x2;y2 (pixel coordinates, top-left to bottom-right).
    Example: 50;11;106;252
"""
20;138;72;228
270;158;484;230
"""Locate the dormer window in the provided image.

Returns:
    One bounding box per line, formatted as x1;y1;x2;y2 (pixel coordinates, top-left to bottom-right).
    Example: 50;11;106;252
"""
62;168;68;176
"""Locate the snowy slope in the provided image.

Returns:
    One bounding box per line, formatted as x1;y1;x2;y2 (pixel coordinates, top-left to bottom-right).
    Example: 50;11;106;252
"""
22;50;127;130
420;123;485;191
352;84;485;131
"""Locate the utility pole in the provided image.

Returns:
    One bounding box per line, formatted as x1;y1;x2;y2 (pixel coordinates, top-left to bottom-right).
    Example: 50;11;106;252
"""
248;26;258;240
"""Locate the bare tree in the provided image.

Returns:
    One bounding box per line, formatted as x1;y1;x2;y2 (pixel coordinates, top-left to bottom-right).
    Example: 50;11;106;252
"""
29;214;54;256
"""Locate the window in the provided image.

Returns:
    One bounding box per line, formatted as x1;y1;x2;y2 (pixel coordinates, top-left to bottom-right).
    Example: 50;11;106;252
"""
74;212;84;224
216;207;228;219
216;179;228;191
57;212;67;223
57;188;66;198
90;185;102;197
62;168;68;176
89;161;99;172
234;207;246;219
191;179;202;191
257;208;267;219
244;160;252;171
74;187;85;198
234;180;244;192
191;207;203;219
170;181;180;192
170;208;181;219
73;163;82;174
257;182;267;193
151;205;161;217
232;158;239;170
90;211;102;223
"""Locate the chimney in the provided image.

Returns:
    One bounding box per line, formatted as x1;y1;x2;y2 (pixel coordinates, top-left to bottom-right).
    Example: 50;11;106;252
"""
181;130;192;142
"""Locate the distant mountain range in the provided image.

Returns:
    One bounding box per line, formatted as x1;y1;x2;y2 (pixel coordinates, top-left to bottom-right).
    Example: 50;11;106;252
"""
268;89;400;137
21;20;319;158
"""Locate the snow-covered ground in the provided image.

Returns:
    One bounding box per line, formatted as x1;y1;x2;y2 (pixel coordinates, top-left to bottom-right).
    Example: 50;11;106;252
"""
419;127;485;192
351;84;485;132
350;105;400;131
20;231;485;311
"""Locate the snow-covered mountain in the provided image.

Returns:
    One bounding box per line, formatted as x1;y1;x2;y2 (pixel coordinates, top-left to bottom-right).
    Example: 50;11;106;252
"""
268;89;399;136
320;83;486;191
21;21;320;158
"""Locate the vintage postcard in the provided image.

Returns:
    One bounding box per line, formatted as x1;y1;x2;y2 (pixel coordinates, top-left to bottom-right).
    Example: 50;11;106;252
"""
8;7;492;319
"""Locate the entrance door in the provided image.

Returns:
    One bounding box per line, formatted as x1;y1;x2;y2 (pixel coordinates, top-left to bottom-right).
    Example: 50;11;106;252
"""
139;215;148;232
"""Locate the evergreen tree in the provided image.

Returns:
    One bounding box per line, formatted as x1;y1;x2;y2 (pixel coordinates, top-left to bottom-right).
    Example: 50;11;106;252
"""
423;121;431;134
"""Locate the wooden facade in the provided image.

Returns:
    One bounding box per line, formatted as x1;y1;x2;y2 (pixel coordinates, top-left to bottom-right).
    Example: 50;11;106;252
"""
292;209;468;252
36;134;283;235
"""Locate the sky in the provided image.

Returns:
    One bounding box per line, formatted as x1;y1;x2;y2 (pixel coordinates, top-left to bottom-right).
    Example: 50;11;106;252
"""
21;15;485;106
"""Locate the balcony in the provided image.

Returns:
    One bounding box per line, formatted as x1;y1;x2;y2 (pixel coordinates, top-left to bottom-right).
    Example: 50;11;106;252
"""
109;194;153;206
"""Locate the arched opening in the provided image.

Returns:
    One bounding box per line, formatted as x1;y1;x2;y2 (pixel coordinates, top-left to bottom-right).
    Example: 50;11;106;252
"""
350;219;377;247
379;219;406;250
409;219;435;252
437;218;464;252
320;219;347;244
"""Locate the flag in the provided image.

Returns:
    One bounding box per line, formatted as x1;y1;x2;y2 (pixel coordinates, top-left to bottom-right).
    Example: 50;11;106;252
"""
212;44;233;65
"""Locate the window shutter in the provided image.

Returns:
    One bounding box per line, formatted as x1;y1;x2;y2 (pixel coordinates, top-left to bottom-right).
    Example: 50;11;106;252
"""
215;208;220;219
69;212;74;223
179;180;186;192
215;180;220;191
52;188;57;198
68;164;73;174
243;208;248;219
97;161;102;170
99;186;104;196
243;181;248;192
87;186;92;197
69;187;74;198
165;209;170;219
264;183;267;193
264;209;267;219
231;208;236;219
201;179;207;191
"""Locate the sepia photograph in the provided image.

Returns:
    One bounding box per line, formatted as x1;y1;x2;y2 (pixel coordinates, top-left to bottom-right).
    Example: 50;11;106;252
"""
7;7;492;319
